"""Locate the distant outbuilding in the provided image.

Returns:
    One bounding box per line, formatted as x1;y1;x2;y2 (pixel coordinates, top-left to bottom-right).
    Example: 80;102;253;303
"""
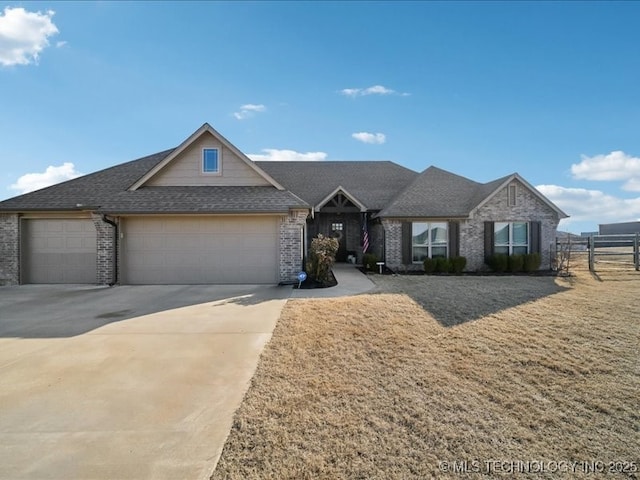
599;221;640;235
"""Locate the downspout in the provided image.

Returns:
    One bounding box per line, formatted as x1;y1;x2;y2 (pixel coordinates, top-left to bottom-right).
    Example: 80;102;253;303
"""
302;221;308;271
101;215;118;286
382;222;386;265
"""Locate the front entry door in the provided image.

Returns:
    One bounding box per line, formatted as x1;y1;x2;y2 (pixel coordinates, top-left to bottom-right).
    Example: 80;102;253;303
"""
330;221;347;262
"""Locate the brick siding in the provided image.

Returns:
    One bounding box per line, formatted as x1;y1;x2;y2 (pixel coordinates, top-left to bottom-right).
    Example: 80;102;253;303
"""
461;180;560;271
382;219;403;269
279;209;309;282
0;213;19;286
382;180;561;272
91;214;116;285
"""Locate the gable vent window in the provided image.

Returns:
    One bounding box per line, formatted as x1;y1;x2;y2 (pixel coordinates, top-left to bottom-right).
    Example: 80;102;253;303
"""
203;148;220;174
508;184;517;206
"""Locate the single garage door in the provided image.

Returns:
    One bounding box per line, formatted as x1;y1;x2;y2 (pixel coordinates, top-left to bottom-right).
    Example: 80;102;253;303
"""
22;219;97;284
122;216;279;284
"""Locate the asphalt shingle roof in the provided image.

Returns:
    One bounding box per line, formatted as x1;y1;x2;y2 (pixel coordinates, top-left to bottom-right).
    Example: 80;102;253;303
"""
377;166;512;218
0;146;520;218
0;150;308;213
99;186;308;214
256;161;418;210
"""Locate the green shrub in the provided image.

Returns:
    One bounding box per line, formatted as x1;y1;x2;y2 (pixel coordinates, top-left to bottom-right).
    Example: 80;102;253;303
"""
450;256;467;274
487;254;508;273
434;257;450;274
307;234;339;284
423;257;436;274
523;253;541;272
508;254;524;273
362;253;379;272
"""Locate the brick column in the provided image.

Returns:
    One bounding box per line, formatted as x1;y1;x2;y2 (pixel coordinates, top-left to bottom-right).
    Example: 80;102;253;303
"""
91;213;116;285
279;210;309;283
0;213;19;286
382;219;402;268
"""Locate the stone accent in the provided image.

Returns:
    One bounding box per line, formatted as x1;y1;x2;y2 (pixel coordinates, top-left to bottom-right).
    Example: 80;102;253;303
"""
0;213;20;286
382;219;403;269
461;180;560;271
91;213;117;285
279;209;309;282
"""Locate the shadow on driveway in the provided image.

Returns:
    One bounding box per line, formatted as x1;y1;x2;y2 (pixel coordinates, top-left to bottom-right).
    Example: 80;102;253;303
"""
371;275;569;327
0;284;291;338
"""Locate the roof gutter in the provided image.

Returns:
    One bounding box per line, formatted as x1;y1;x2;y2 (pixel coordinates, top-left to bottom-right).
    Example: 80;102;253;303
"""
101;214;119;286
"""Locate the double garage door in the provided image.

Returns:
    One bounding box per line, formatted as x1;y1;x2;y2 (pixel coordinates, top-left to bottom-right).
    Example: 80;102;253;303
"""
122;216;279;284
21;216;279;284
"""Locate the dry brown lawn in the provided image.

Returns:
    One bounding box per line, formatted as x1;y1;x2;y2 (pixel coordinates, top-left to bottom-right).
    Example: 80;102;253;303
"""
212;268;639;479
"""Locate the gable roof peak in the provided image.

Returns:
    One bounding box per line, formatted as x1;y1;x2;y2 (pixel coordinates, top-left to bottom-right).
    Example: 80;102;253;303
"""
471;172;568;218
128;123;284;191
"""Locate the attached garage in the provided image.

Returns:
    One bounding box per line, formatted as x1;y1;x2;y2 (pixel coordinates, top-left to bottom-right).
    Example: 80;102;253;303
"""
122;216;279;284
21;218;97;284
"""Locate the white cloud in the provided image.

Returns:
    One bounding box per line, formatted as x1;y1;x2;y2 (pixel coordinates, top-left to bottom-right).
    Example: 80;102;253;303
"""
248;149;327;162
0;7;59;66
536;184;640;226
340;88;360;97
340;84;409;97
352;132;386;144
9;163;82;194
363;85;394;95
233;103;266;120
571;151;640;191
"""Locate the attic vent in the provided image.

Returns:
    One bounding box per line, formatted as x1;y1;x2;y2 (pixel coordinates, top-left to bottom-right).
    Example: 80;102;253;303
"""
508;184;517;207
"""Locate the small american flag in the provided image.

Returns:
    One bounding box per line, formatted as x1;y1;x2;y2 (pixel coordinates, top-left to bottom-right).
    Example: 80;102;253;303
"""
362;213;369;253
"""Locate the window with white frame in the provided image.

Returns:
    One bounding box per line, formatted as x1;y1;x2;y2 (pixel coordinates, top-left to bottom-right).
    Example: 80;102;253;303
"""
202;148;220;173
331;222;343;231
412;222;448;262
494;222;528;255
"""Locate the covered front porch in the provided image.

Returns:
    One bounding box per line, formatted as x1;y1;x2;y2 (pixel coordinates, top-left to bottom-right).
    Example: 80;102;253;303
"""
304;188;384;263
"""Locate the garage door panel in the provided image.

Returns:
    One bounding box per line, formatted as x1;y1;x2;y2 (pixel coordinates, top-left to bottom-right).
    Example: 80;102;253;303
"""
165;219;194;233
165;253;201;267
164;235;201;249
201;221;222;234
23;219;97;284
123;216;278;284
46;237;64;250
66;237;84;249
242;235;266;248
68;252;95;267
31;237;48;250
135;236;164;250
43;221;63;233
65;221;84;233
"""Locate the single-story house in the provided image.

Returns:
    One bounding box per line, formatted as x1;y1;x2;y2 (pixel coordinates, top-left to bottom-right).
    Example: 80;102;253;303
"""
0;123;568;285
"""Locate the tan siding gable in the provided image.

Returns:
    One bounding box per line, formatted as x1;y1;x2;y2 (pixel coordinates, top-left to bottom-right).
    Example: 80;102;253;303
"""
147;133;270;186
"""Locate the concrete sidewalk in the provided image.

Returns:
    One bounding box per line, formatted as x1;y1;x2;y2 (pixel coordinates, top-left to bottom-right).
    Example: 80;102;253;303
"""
290;263;375;298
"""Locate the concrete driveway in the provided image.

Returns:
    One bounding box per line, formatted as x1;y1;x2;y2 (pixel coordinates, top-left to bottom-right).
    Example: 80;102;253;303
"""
0;284;290;480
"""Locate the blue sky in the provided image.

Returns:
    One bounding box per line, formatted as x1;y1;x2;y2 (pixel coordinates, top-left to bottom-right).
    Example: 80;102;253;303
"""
1;1;639;233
